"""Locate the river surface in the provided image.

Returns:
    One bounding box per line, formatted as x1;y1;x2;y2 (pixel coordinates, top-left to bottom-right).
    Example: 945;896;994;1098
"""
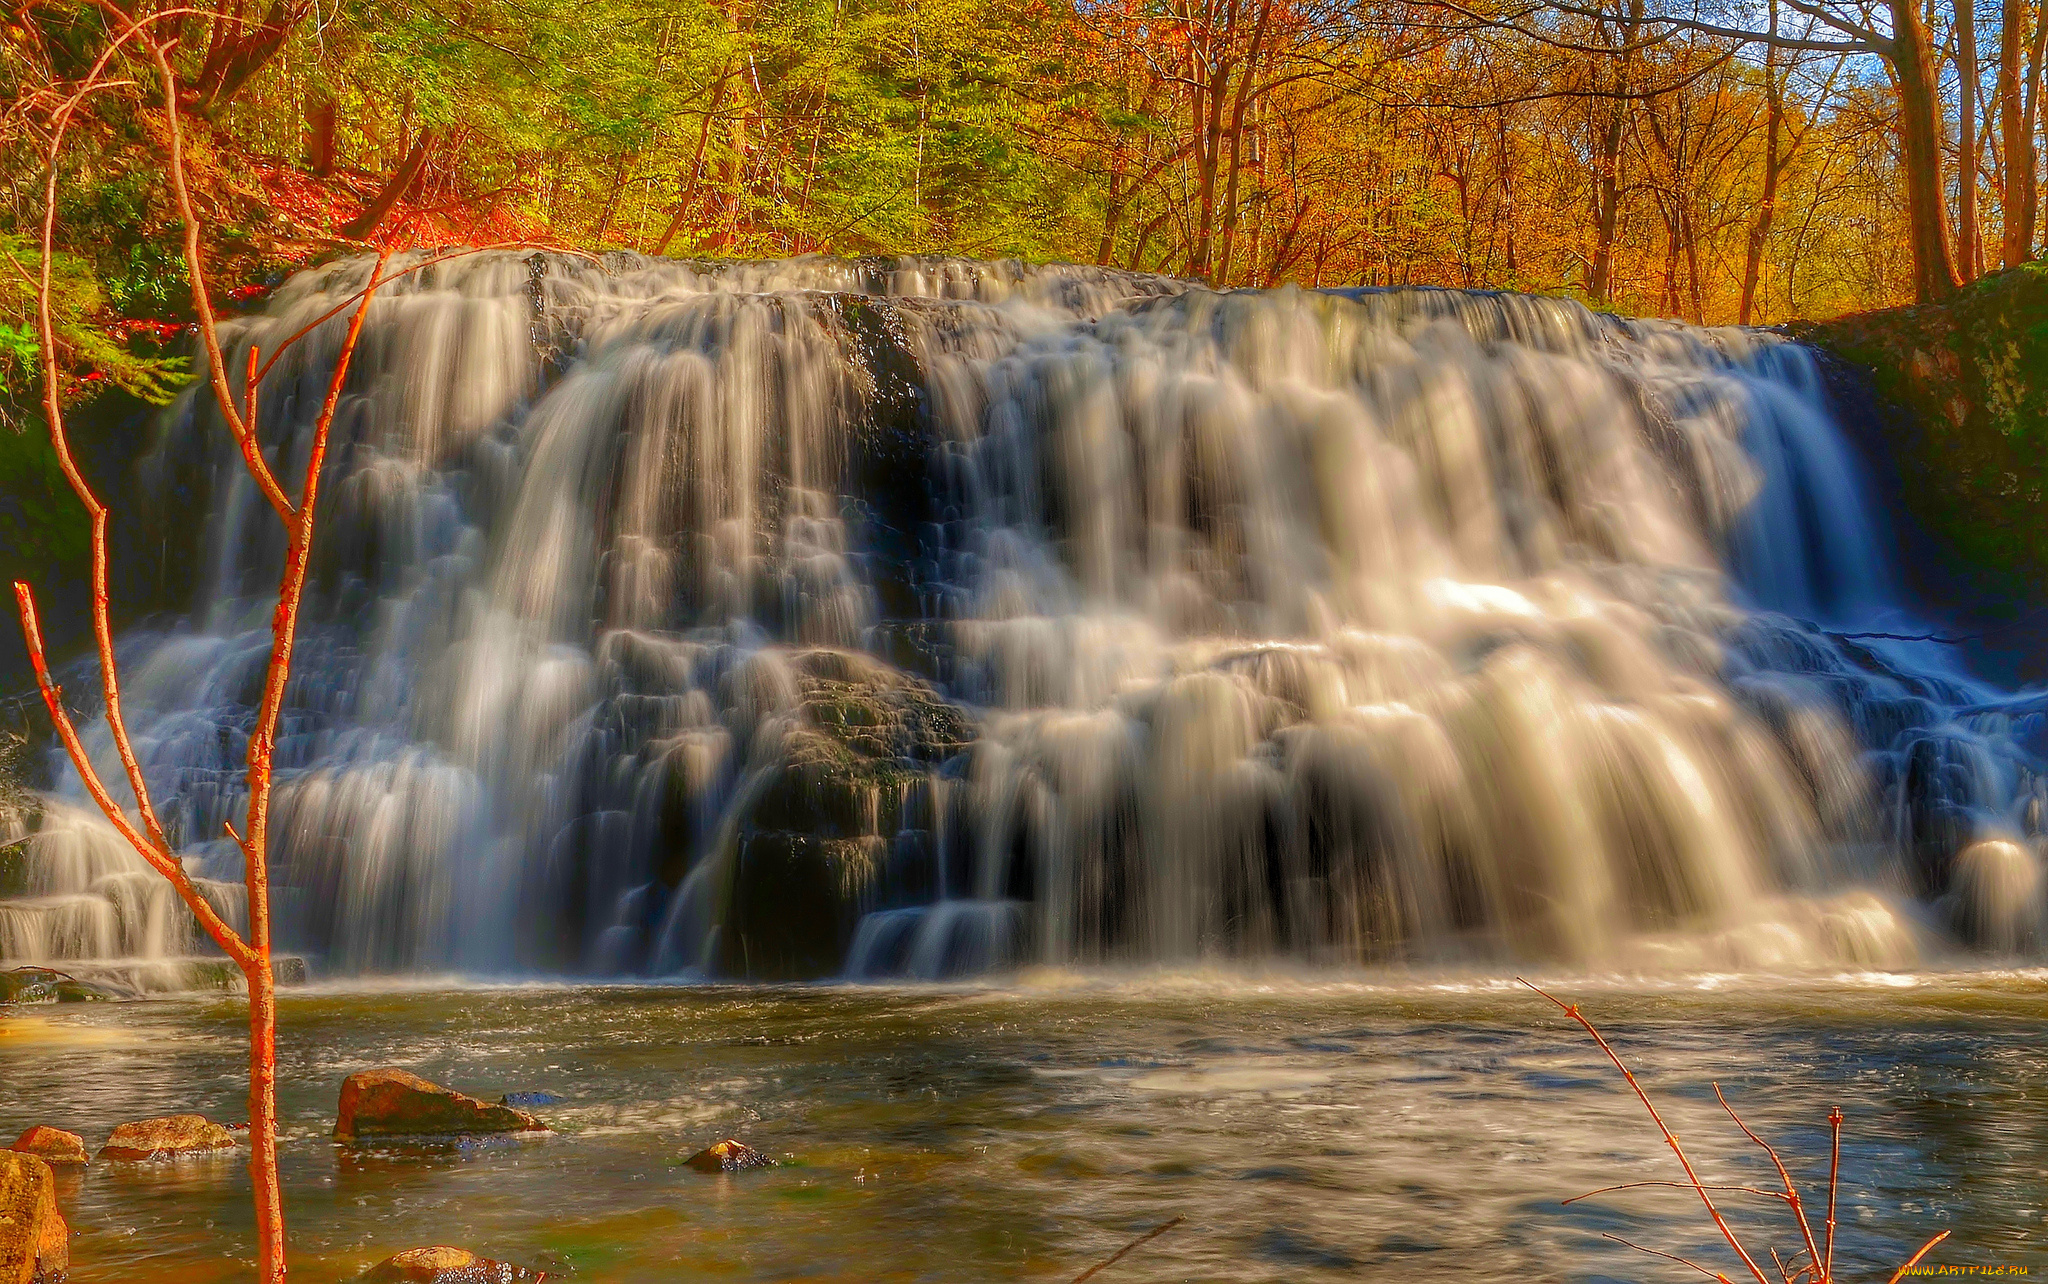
3;970;2044;1282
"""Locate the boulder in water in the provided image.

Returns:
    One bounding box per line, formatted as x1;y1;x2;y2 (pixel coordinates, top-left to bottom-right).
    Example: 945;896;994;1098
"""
96;1115;236;1161
354;1246;548;1282
682;1139;774;1173
6;1130;85;1167
0;1152;66;1283
335;1070;549;1141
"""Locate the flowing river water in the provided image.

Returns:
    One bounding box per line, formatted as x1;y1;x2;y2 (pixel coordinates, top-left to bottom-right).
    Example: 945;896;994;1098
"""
4;972;2046;1281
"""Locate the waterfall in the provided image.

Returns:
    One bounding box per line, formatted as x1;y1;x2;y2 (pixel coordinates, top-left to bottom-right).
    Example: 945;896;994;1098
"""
2;252;2041;984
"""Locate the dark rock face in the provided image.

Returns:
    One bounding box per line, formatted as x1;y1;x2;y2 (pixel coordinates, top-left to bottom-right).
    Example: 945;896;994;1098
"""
682;1139;775;1173
335;1070;550;1141
1791;263;2048;682
6;1130;85;1168
96;1116;236;1162
0;1151;67;1284
353;1247;547;1282
717;648;972;980
497;1093;561;1109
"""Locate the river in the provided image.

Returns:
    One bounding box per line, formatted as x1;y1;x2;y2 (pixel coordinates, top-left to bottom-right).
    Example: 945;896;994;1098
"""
6;969;2043;1281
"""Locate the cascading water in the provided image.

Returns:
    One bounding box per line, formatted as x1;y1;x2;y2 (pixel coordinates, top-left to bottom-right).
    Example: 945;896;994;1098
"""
2;251;2041;987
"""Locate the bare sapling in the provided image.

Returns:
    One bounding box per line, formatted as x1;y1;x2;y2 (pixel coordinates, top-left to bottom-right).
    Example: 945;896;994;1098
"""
1522;980;1950;1284
8;9;391;1279
10;8;613;1274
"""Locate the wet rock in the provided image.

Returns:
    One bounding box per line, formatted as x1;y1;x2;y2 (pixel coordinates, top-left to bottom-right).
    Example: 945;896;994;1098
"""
97;1115;236;1162
0;971;66;1006
354;1246;547;1282
168;957;307;991
0;1151;68;1284
682;1139;775;1173
497;1093;561;1109
335;1070;549;1141
53;981;118;1003
717;648;974;979
6;1130;85;1168
1791;266;2048;682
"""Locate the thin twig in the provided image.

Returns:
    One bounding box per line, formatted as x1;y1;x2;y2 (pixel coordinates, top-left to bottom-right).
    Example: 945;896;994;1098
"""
13;588;254;965
1824;1108;1841;1283
1885;1231;1949;1284
250;240;604;387
1522;980;1774;1284
1564;1180;1793;1206
1601;1232;1738;1283
1714;1083;1827;1281
1072;1216;1185;1283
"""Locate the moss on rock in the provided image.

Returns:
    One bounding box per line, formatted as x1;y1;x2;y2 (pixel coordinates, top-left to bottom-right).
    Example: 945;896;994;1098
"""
717;648;973;980
1790;263;2048;624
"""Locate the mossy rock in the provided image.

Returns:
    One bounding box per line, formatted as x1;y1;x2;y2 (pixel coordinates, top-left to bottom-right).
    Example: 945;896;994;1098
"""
0;969;62;1005
786;648;973;764
0;844;28;899
1791;262;2048;636
709;648;975;980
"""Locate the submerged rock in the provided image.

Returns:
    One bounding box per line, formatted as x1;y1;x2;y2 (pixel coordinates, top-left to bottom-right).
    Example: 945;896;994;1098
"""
682;1139;775;1173
96;1115;236;1161
0;1151;68;1284
497;1093;561;1109
6;1131;84;1168
354;1246;547;1282
335;1070;549;1141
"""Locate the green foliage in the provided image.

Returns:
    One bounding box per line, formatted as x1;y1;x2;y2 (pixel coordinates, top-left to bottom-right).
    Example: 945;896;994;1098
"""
102;241;192;316
0;413;89;574
0;233;189;429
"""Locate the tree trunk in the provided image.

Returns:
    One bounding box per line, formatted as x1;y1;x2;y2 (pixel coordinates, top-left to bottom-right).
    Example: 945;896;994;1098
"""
306;93;336;178
1741;0;1785;324
1495;106;1519;279
2010;0;2047;262
1997;0;2031;265
1128;208;1170;271
189;0;307;115
1213;0;1275;286
654;71;732;256
1960;0;1982;279
593;150;634;244
1587;5;1639;306
339;129;437;241
1588;102;1625;303
1889;0;1963;300
1186;3;1234;281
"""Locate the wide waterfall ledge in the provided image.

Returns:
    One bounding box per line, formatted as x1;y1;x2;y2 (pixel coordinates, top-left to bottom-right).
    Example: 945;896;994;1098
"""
4;250;2044;988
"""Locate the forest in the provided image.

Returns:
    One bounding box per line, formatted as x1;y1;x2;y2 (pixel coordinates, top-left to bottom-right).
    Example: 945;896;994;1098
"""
0;0;2043;412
